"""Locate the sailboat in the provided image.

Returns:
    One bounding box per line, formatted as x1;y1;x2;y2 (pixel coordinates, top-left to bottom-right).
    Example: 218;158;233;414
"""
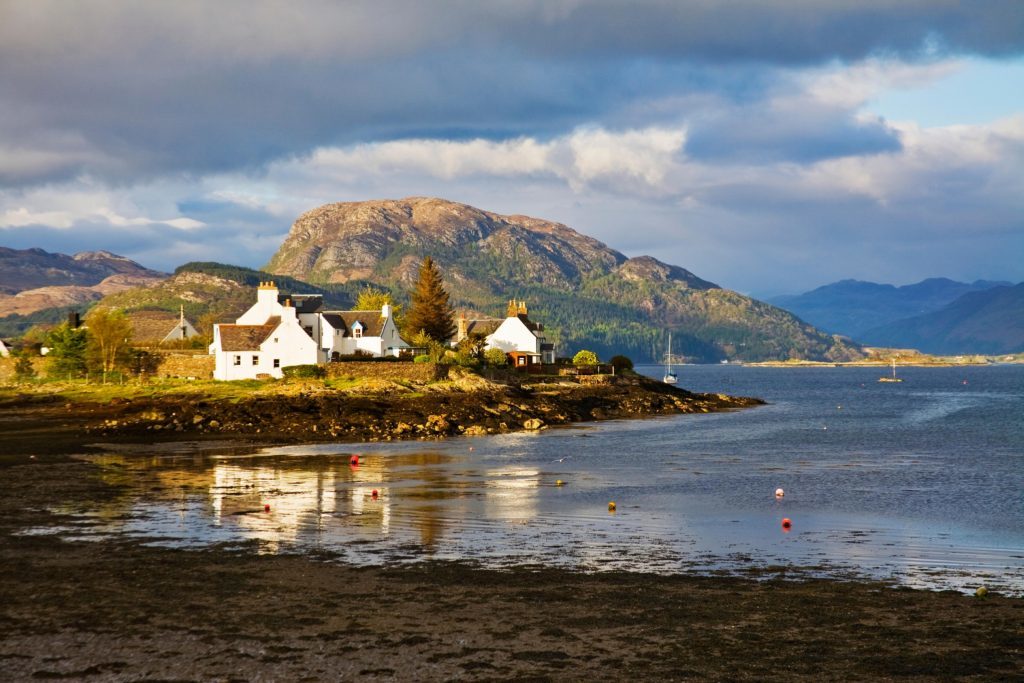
663;332;678;384
878;358;903;383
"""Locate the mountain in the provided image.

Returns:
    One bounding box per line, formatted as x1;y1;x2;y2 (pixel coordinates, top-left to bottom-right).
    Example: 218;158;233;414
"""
859;283;1024;355
264;196;862;362
768;278;1011;338
0;248;163;294
0;248;166;317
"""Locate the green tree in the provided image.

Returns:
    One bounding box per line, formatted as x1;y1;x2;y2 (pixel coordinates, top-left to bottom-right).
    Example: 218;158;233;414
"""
404;256;455;342
572;349;599;365
46;322;89;379
356;285;405;330
13;351;36;381
85;307;133;373
484;348;509;367
609;354;634;372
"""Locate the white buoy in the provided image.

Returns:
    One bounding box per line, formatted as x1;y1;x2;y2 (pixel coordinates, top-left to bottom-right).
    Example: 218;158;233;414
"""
775;488;785;498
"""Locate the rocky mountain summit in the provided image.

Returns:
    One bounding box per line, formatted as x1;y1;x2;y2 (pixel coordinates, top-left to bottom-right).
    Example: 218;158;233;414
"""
266;197;861;363
267;196;713;292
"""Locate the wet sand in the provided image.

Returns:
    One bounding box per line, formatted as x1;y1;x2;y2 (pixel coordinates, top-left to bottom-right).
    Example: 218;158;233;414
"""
2;451;1022;681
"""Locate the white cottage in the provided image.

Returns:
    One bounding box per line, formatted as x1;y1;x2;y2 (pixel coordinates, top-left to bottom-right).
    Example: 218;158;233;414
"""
210;282;410;380
453;300;555;367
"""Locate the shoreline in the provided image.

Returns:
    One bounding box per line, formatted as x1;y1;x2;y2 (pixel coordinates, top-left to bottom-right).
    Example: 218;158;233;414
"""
0;371;762;458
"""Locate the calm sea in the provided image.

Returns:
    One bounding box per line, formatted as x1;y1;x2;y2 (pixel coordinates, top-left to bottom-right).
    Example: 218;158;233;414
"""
43;364;1024;594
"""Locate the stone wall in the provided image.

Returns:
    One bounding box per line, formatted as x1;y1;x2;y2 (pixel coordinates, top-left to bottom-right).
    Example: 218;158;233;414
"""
155;352;215;379
325;361;448;382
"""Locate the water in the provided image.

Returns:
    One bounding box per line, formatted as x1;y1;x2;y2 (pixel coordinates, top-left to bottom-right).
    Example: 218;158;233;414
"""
33;364;1024;594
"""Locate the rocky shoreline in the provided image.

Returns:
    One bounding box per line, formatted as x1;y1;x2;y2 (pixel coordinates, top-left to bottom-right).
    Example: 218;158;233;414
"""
0;372;762;456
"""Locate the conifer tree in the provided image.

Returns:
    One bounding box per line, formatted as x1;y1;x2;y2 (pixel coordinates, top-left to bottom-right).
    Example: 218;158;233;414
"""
404;256;455;342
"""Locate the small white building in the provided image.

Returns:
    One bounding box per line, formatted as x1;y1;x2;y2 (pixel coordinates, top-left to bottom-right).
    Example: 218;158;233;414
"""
453;300;555;366
209;282;410;380
321;307;407;359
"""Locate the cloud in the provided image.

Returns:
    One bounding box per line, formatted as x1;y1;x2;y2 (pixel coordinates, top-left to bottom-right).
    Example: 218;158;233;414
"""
287;126;687;196
1;1;1022;185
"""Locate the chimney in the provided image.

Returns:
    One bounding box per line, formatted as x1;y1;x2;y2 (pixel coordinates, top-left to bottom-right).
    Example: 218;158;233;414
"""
381;303;391;319
457;312;468;341
256;281;279;308
518;300;528;315
506;299;518;318
68;312;81;328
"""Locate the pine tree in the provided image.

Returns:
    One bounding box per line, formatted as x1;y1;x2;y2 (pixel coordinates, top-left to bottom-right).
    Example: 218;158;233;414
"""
45;322;89;379
404;256;455;343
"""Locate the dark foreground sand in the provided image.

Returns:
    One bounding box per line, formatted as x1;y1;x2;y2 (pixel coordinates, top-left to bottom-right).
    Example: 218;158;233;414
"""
2;456;1022;681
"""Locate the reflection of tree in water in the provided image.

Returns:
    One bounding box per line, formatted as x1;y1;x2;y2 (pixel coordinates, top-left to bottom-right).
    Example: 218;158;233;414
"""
389;451;454;549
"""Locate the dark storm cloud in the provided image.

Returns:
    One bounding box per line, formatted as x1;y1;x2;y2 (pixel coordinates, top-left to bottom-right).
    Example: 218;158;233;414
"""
1;0;1022;185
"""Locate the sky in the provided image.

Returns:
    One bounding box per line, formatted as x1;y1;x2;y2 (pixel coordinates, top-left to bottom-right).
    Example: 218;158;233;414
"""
1;1;1022;297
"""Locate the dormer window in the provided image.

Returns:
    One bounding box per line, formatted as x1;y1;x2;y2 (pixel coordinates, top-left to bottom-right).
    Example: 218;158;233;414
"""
353;322;363;338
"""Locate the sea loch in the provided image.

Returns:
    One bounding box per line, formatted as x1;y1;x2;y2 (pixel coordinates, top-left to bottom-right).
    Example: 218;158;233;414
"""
54;364;1024;595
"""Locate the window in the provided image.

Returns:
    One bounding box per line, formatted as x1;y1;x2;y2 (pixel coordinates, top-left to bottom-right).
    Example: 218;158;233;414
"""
273;359;280;368
354;328;362;338
233;355;241;366
252;355;259;366
273;337;278;343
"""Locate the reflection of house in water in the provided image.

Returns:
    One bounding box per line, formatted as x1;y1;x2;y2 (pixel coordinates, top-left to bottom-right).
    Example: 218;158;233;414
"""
209;463;391;547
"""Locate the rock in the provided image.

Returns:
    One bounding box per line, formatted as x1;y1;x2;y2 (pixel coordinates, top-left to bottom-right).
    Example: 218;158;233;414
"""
523;418;544;430
463;425;488;436
192;414;205;425
425;414;451;433
208;419;220;429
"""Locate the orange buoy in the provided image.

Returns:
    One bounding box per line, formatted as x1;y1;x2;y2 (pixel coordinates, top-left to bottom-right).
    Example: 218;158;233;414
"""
608;501;617;512
350;455;359;465
775;487;785;498
264;504;271;512
556;480;565;487
781;517;792;530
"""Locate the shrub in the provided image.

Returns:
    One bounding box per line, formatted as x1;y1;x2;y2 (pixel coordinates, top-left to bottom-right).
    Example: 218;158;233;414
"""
572;349;599;365
13;352;36;381
281;364;326;379
609;354;634;372
413;355;431;363
484;348;509;367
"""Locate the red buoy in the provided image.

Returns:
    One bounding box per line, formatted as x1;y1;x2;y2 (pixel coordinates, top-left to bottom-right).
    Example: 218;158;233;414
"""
371;489;379;499
350;455;359;466
264;504;271;512
781;517;792;530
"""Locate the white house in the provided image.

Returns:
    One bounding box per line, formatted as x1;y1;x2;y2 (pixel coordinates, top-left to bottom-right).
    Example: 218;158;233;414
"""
320;306;407;359
453;300;555;366
210;282;410;380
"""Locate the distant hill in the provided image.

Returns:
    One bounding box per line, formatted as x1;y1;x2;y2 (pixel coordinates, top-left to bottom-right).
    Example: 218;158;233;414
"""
859;283;1024;355
0;247;163;294
97;263;361;333
0;248;165;317
768;278;1011;338
263;196;863;362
